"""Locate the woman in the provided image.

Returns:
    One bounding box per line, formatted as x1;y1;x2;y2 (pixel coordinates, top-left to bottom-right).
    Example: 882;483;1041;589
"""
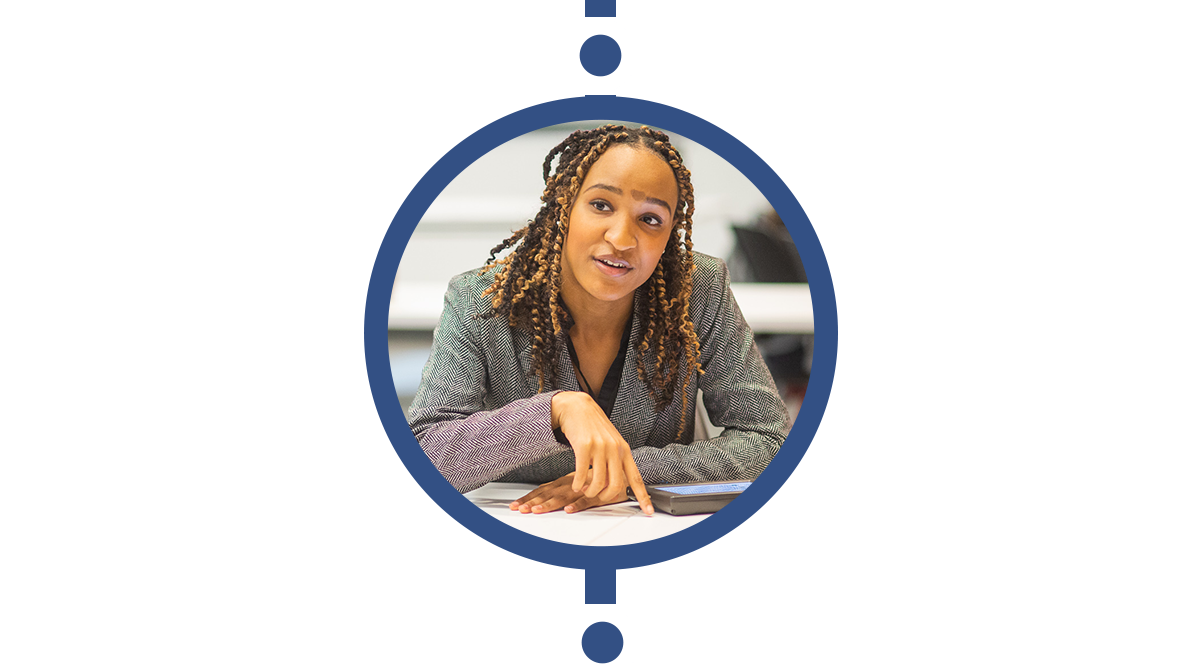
408;124;788;516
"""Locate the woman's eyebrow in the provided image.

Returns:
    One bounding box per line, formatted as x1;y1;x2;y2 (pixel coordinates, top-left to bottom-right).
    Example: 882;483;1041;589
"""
584;183;672;211
584;183;623;196
642;194;672;211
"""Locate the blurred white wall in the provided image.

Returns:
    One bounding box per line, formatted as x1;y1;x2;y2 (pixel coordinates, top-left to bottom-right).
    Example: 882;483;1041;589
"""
394;123;770;290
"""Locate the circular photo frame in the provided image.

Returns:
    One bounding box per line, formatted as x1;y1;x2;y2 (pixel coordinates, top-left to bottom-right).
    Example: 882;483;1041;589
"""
365;95;838;575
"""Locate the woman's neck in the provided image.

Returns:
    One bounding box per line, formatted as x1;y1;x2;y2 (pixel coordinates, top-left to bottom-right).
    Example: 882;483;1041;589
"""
560;281;633;339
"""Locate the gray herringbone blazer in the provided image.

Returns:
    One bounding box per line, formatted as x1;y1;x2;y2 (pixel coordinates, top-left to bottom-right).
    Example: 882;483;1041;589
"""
408;252;789;493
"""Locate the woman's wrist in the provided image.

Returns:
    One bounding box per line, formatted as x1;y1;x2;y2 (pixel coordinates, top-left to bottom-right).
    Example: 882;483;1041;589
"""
550;390;592;429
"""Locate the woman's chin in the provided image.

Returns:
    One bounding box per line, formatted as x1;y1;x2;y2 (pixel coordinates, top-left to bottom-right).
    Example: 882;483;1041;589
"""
580;281;637;304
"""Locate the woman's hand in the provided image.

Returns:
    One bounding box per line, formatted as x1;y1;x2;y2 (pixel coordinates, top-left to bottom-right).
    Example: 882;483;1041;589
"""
510;471;652;515
548;391;654;515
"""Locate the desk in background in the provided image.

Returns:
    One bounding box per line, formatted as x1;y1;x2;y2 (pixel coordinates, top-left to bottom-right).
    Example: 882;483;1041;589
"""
465;483;708;546
390;282;813;334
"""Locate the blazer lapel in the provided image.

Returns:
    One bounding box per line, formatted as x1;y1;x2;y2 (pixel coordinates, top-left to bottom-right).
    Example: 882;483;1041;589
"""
610;287;653;448
512;321;583;396
554;328;581;393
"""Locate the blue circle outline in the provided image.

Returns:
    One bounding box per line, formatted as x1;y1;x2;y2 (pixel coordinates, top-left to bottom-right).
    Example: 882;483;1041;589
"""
365;95;838;570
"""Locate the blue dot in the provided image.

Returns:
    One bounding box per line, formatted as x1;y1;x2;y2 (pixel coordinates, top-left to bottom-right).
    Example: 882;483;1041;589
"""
580;35;621;76
582;621;623;663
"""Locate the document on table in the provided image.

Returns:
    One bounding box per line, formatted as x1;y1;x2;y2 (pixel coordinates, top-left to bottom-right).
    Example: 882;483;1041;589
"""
464;482;709;546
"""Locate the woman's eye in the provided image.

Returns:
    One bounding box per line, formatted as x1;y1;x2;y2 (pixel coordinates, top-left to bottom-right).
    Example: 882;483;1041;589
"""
590;200;612;212
642;215;663;227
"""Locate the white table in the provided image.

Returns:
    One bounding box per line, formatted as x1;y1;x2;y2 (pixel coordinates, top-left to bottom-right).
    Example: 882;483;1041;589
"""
463;482;709;546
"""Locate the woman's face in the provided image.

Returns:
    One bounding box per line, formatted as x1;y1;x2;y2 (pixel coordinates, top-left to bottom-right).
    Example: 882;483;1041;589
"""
560;144;680;311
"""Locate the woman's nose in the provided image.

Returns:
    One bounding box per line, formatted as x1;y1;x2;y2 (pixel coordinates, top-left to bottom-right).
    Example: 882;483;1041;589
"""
605;215;637;251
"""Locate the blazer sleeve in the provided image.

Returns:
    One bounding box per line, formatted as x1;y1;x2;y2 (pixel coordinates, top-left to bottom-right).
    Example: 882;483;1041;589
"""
630;259;789;484
407;273;569;493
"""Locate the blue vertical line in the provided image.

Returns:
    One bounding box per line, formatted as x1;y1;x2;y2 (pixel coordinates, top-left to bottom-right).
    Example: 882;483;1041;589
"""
585;567;617;604
585;0;616;18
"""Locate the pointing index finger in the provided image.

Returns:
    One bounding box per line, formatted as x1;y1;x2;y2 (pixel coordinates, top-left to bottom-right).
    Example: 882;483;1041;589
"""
624;457;653;516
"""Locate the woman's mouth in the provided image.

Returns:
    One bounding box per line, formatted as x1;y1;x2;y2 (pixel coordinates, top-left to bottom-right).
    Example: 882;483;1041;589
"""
593;256;632;277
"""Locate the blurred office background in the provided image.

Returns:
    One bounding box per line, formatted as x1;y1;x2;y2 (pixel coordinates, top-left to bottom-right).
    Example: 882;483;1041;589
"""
388;122;812;432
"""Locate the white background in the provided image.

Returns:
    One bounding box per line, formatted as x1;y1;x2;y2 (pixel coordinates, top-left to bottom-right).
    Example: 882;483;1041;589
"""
3;1;1198;663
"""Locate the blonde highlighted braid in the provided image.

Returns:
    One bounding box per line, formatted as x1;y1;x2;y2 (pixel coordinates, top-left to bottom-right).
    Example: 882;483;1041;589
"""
480;124;703;439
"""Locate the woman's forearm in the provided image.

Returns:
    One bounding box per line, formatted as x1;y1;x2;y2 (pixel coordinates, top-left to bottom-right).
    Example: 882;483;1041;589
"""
411;391;568;493
630;427;784;486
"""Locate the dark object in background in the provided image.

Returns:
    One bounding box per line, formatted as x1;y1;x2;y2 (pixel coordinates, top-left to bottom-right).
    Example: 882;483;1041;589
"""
731;225;807;283
728;211;812;418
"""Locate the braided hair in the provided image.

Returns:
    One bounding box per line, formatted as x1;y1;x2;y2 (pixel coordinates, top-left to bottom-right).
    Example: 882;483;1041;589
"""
480;124;704;439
